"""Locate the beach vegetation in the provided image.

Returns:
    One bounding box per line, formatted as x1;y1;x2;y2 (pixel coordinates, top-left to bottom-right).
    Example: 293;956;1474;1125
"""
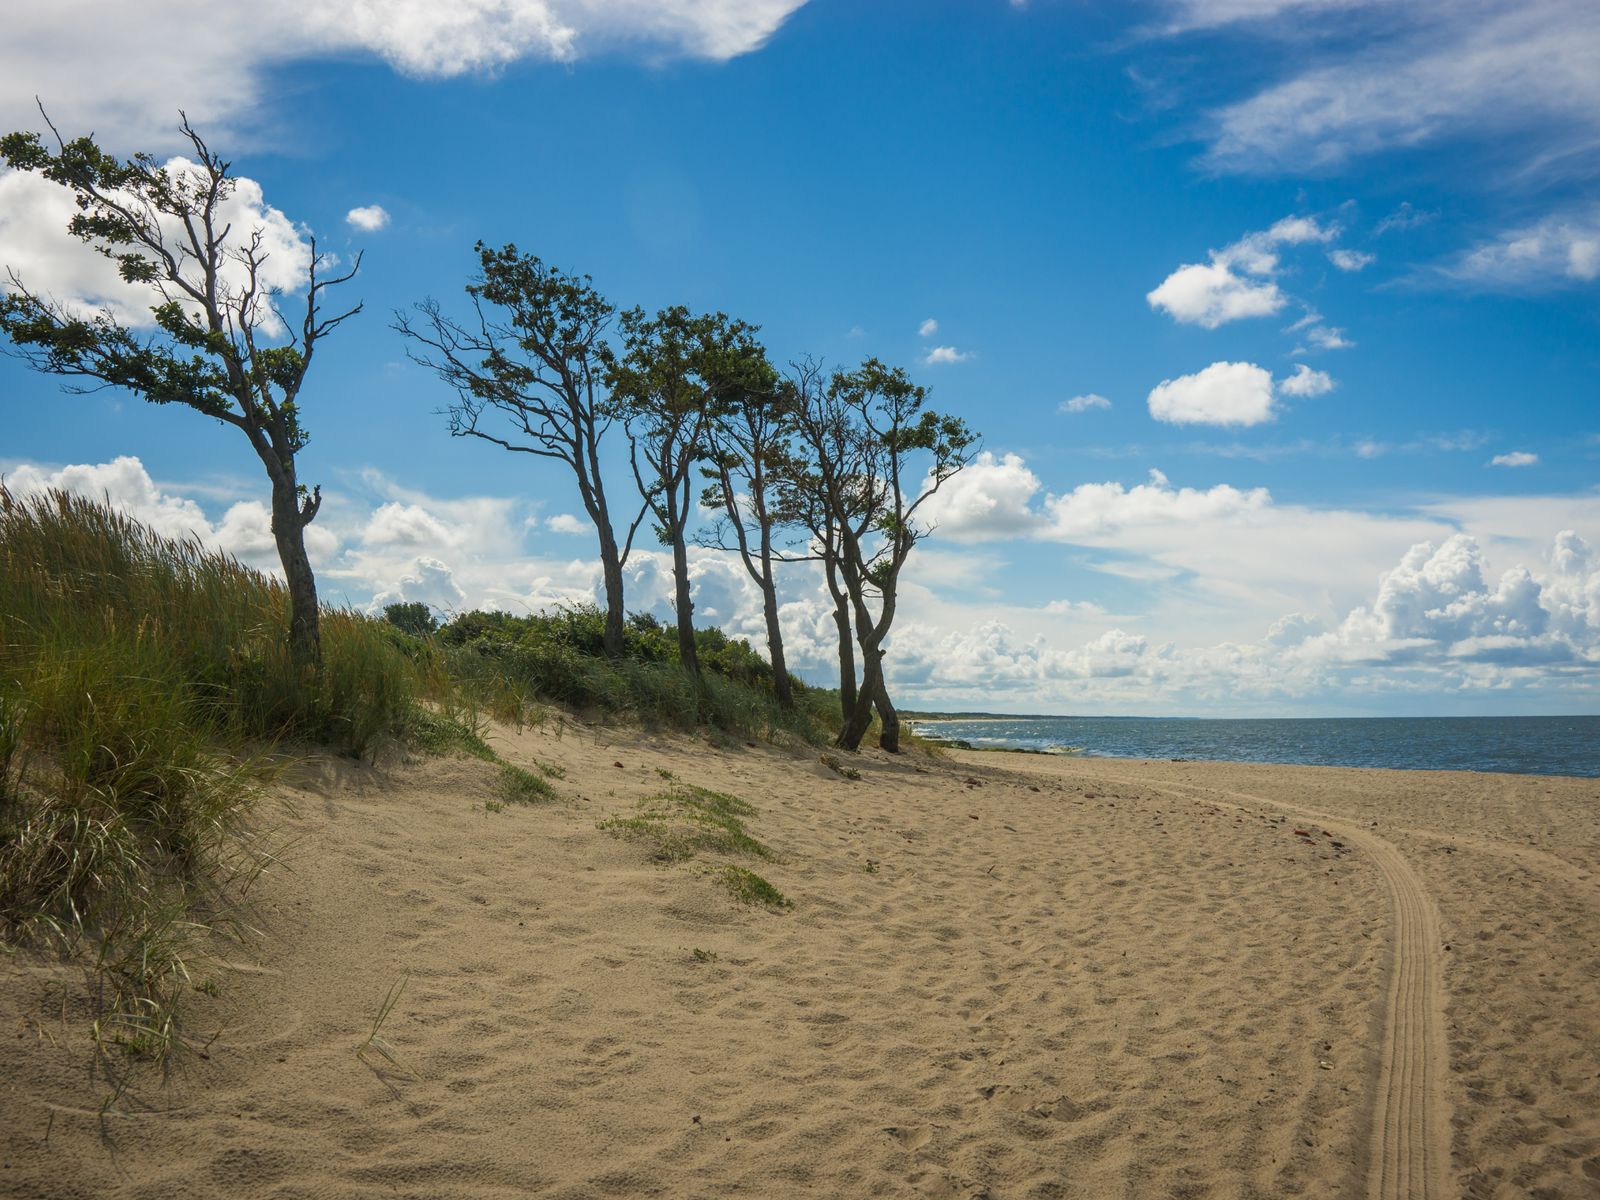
718;865;790;908
395;244;644;659
0;111;363;668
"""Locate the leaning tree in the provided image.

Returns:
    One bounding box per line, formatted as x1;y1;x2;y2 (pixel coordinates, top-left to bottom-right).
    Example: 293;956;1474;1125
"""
395;244;645;658
610;306;767;680
0;112;361;666
791;358;975;752
697;347;799;708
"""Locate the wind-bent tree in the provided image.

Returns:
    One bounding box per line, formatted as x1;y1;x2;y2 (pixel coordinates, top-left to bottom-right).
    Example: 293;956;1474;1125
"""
395;244;644;658
792;358;976;752
697;350;798;708
611;307;765;680
770;361;857;722
0;113;361;666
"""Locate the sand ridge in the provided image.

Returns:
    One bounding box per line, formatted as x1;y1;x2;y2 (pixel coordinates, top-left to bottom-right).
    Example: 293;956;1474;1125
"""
1;725;1596;1199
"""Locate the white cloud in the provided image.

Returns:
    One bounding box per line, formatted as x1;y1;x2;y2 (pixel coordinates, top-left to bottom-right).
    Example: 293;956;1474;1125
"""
546;512;587;534
1442;208;1600;287
370;555;468;614
1147;215;1339;328
917;451;1043;542
345;204;390;232
1;1;808;148
1147;360;1276;426
923;345;970;365
1278;363;1335;397
364;501;452;546
1146;260;1285;328
1491;451;1540;468
917;317;938;337
1304;324;1353;351
1198;1;1600;178
1060;393;1111;414
1328;248;1374;271
0;156;312;333
1044;468;1270;538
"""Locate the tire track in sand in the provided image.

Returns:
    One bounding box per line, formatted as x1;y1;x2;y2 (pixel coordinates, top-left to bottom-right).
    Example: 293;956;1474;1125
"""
1077;769;1452;1200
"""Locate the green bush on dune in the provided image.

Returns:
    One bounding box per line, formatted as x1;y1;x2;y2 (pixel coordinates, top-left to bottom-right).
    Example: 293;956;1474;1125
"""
419;605;836;744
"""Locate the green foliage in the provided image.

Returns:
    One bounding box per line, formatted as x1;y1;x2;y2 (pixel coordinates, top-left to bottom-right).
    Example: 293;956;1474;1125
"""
435;604;832;744
383;601;438;639
718;866;790;909
498;763;555;805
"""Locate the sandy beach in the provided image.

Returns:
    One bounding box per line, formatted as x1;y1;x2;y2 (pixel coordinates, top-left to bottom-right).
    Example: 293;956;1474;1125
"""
3;723;1597;1199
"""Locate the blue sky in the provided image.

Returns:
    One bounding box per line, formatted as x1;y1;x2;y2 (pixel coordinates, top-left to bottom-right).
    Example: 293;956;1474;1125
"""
2;0;1597;715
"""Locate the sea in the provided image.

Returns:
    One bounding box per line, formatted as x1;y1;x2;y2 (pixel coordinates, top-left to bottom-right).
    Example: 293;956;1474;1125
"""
904;714;1600;779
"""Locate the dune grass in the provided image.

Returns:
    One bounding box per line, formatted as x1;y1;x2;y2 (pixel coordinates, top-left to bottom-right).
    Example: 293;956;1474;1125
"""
600;777;788;910
0;487;426;1072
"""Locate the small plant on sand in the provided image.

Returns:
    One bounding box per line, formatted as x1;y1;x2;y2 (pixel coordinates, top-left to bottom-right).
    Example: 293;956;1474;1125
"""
691;947;719;963
820;753;861;781
498;763;555;805
408;709;496;761
356;974;417;1077
719;865;790;909
599;781;773;863
863;859;879;874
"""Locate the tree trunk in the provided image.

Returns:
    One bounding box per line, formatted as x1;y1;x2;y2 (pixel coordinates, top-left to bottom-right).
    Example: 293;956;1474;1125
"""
597;528;626;659
832;593;856;723
671;532;700;678
826;556;856;724
873;672;900;753
760;579;793;709
836;646;880;750
269;477;321;668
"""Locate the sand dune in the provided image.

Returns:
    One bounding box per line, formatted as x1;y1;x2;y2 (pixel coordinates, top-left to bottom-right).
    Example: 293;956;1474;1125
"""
3;724;1597;1199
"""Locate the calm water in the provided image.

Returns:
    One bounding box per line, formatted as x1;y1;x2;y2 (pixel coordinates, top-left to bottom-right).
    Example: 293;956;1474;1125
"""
906;715;1600;778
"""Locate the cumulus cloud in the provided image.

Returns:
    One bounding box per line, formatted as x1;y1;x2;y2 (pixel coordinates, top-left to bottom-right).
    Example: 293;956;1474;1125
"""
1146;260;1284;329
364;501;452;546
1060;393;1111;414
1491;451;1540;468
1;2;808;148
345;204;390;232
923;345;971;365
891;529;1600;710
918;317;938;337
546;513;587;534
1045;468;1269;538
1278;363;1335;397
1147;360;1276;426
1147;215;1341;329
1328;248;1374;271
917;452;1043;541
0;157;312;333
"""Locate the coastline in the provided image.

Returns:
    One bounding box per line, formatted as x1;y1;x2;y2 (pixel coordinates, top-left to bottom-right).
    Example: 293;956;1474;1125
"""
3;726;1596;1198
